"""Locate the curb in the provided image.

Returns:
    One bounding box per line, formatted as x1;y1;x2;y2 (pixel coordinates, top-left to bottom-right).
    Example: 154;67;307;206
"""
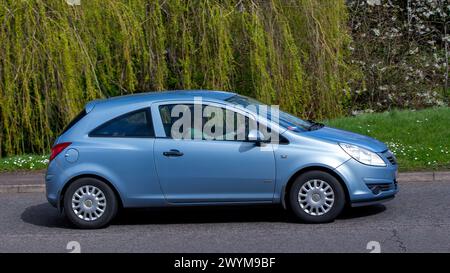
0;171;449;194
0;184;45;194
397;171;450;182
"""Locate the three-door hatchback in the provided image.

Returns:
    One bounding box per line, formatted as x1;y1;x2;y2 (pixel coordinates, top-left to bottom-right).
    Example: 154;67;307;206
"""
46;90;398;228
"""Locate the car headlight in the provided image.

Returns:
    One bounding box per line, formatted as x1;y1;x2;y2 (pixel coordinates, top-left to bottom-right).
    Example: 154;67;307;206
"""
339;143;386;167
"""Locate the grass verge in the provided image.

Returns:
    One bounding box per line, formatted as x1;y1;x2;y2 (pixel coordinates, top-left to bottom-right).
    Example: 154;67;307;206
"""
325;107;450;171
0;154;49;172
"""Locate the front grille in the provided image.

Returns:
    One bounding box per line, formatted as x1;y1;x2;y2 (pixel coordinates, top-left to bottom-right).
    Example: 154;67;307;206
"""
387;155;397;165
383;150;397;165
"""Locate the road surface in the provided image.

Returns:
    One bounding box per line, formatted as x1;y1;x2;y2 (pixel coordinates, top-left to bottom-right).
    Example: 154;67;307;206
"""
1;181;449;252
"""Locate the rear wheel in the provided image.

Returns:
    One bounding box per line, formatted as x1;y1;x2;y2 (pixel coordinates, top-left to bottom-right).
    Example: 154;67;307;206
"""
289;171;345;223
63;177;118;229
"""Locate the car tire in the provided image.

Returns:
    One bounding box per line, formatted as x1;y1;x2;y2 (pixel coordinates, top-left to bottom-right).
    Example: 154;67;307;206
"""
289;171;345;223
63;177;118;229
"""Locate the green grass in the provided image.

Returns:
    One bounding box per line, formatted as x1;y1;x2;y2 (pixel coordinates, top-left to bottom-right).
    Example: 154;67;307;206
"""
0;154;49;172
0;107;449;172
324;107;450;171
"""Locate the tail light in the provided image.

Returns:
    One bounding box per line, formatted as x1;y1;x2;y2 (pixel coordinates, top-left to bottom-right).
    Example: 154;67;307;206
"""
49;142;72;161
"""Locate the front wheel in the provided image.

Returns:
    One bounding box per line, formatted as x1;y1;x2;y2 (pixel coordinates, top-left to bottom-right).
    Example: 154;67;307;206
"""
289;171;345;223
63;177;118;229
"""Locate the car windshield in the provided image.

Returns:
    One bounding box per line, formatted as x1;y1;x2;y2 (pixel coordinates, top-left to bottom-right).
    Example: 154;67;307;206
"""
225;95;312;132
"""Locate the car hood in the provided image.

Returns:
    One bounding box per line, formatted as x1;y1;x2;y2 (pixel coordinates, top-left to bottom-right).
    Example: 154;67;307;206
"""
304;126;388;153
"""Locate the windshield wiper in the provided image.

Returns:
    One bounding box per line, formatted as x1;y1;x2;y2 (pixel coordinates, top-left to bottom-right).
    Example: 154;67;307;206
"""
307;120;325;131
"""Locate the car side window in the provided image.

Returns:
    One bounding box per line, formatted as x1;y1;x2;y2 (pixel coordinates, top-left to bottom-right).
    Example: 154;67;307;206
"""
158;104;265;141
90;109;154;138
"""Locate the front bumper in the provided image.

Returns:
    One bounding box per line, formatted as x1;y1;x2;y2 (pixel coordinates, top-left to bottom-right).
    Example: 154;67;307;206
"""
335;158;398;207
350;195;395;207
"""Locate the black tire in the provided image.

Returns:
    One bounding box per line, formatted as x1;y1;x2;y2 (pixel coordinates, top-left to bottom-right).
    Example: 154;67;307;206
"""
63;177;118;229
289;171;345;223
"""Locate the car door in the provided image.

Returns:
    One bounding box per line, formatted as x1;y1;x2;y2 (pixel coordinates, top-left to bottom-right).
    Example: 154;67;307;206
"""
152;101;276;203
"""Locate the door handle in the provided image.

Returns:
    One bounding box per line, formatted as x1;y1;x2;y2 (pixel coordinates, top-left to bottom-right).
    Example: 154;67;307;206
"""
163;149;184;157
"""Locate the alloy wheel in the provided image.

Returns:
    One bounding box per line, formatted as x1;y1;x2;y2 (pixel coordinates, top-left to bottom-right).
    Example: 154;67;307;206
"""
298;179;335;216
71;185;107;221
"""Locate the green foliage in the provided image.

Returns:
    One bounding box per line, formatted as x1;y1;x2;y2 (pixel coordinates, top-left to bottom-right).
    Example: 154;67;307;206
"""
325;107;450;171
0;0;352;156
0;154;48;172
347;0;449;111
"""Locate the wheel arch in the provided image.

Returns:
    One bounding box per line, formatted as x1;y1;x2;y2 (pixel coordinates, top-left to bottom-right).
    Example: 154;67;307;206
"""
282;166;351;210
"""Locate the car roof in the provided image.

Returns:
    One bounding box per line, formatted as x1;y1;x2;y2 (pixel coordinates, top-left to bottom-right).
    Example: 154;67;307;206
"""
86;90;236;112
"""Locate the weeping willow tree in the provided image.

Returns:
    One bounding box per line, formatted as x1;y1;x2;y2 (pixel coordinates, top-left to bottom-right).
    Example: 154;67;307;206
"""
0;0;353;156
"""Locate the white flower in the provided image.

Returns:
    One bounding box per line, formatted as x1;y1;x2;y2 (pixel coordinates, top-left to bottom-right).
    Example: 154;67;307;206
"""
372;28;381;36
366;0;381;6
409;47;419;55
66;0;81;6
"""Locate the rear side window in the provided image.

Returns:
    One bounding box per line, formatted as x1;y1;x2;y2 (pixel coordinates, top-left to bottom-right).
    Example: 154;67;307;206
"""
61;109;87;135
89;109;154;138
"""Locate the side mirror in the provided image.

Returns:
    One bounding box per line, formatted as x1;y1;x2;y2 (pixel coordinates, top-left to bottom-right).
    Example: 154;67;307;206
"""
248;129;268;146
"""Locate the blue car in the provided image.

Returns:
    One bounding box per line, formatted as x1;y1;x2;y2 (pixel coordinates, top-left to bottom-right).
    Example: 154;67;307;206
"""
46;90;398;228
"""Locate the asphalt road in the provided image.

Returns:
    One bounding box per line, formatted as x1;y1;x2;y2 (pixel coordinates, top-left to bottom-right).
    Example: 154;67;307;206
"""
1;181;450;253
